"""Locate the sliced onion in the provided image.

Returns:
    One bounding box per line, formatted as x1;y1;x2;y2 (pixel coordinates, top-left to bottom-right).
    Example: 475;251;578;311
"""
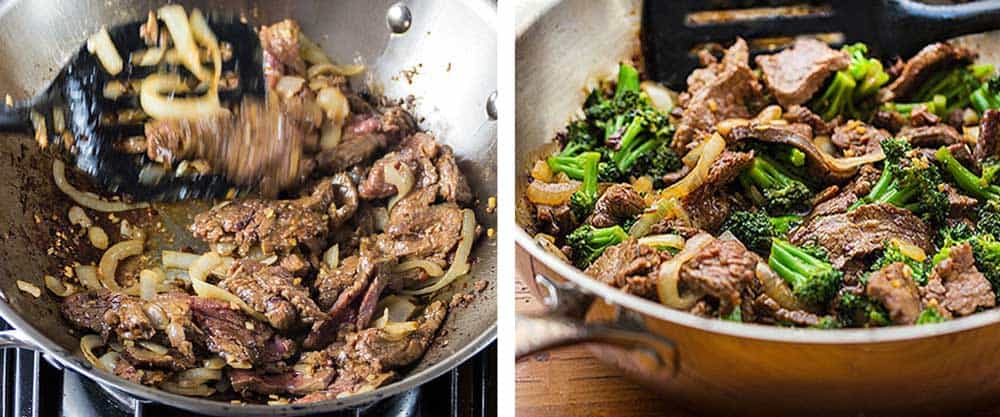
316;87;349;122
16;280;41;298
102;80;127;100
637;234;685;250
139;268;164;300
323;244;339;269
299;33;332;65
210;242;236;256
641;81;675;113
385;163;415;211
657;233;713;309
756;262;804;311
891;238;926;262
174;367;222;387
157;5;209;81
394;259;445;277
189;253;267;322
525;180;581;206
131;47;166;66
88;226;109;250
402;209;476;295
76;265;101;291
68;206;92;228
374;295;418;322
163;250;232;276
86;26;123;75
53;160;149;212
160;381;215;397
81;334;106;371
138;341;169;355
44;275;76;297
307;62;366;78
203;356;226;370
320;120;345;151
275;76;306;99
99;240;144;291
140;74;224;120
98;351;121;373
661;133;724;201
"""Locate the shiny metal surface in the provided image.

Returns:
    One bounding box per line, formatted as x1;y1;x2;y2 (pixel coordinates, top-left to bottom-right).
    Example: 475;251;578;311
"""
515;0;1000;415
0;0;496;415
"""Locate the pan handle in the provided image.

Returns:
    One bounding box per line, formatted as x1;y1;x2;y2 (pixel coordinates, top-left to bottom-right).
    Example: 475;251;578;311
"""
516;274;679;377
0;329;43;351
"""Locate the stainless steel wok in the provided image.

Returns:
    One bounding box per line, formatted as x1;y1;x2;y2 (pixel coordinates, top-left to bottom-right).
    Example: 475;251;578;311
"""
515;0;1000;415
0;0;496;415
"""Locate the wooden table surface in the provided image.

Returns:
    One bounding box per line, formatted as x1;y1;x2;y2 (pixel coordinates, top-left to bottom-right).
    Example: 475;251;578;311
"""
513;245;1000;417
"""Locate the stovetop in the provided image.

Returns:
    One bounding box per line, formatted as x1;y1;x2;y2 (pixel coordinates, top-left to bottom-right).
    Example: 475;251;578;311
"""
0;331;495;417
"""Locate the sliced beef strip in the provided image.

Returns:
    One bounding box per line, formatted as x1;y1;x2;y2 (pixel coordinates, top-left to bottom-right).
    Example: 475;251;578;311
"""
315;107;418;174
909;105;941;127
219;260;325;331
187;296;296;368
535;203;576;236
831;121;888;156
729;121;868;183
588;184;646;228
679;150;754;231
584;239;670;300
435;146;474;204
942;183;978;217
260;19;306;88
373;187;467;260
750;293;825;326
975;109;1000;162
296;301;447;403
674;38;761;151
190;178;341;256
119;344;196;371
755;38;850;107
789;203;933;269
878;42;977;103
897;124;962;148
114;360;170;386
359;133;440;200
922;242;996;317
865;262;922;325
62;291;156;342
679;238;760;314
783;105;834;135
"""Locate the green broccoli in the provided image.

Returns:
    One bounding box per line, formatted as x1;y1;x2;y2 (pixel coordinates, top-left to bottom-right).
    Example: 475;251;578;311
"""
565;224;629;268
546;151;601;181
936;145;1000;201
971;73;1000;113
836;290;890;328
911;63;993;113
970;234;1000;301
812;316;842;329
627;137;682;184
768;238;843;306
720;211;803;253
881;94;949;117
850;138;948;224
870;240;930;285
739;155;813;213
565;152;602;220
810;43;889;121
916;307;947;325
977;199;1000;237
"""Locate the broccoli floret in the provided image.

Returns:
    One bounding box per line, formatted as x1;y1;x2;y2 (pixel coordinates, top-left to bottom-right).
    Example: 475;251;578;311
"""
977;199;1000;237
836;290;890;327
870;240;930;285
810;43;889;121
915;307;947;325
614;62;641;100
560;120;602;157
970;234;1000;301
937;146;1000;201
564;152;602;220
629;140;682;185
607;109;673;174
768;238;843;306
939;222;975;248
812;316;842;329
912;64;993;113
971;72;1000;113
720;211;803;253
851;138;948;224
739;155;812;213
584;63;644;124
546;151;600;181
565;224;629;268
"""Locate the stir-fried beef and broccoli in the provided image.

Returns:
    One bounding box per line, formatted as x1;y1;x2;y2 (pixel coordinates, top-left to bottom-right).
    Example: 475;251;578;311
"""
35;6;484;403
524;37;1000;328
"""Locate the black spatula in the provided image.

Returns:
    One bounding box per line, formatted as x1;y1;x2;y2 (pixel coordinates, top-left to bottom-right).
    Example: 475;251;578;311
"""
0;13;265;201
643;0;1000;90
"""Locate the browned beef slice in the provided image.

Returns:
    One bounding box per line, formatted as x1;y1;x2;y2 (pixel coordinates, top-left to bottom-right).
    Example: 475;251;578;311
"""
374;191;466;259
220;260;325;331
866;262;922;325
119;344;196;371
872;109;907;133
975;109;1000;162
588;184;646;228
922;242;996;317
909;105;941;127
296;301;447;403
260;19;305;88
897;124;962;148
809;164;881;217
316;107;418;173
230;350;336;396
674;38;761;150
315;255;362;310
831;121;889;156
188;296;296;367
878;42;977;102
306;249;396;350
755;38;850;107
680;150;754;231
190;179;336;256
789;203;932;268
750;293;824;326
62;291;156;341
679;239;759;314
359;133;440;199
942;183;978;217
535;203;575;236
435;146;473;204
783;105;834;135
584;239;669;300
114;360;170;386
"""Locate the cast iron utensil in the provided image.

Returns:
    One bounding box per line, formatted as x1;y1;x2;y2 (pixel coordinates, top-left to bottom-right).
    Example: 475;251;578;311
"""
0;15;265;201
644;0;1000;89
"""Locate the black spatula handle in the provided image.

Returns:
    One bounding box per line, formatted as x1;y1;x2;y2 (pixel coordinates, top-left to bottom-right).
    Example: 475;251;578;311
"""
0;105;30;133
883;0;1000;58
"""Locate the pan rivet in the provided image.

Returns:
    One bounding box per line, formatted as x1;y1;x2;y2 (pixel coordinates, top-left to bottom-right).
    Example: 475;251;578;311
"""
387;3;412;34
486;91;498;120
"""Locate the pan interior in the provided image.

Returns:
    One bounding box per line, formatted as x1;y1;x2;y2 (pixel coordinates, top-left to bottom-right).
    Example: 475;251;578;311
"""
0;0;495;411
